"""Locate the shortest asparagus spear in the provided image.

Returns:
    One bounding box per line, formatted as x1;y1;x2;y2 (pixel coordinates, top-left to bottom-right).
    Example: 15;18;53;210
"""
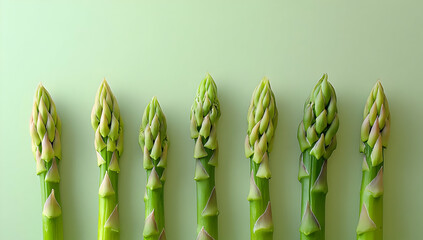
30;84;63;240
245;77;278;240
357;81;390;240
139;97;168;240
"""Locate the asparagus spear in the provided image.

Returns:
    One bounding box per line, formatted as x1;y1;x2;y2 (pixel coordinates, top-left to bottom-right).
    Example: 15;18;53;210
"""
190;74;221;240
91;80;123;240
139;97;168;240
297;74;339;240
356;81;390;240
30;84;63;240
245;77;278;240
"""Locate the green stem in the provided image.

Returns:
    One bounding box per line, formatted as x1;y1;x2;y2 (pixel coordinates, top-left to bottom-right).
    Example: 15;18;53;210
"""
144;162;165;240
300;150;326;240
39;159;63;240
249;159;272;240
357;144;383;240
300;152;310;234
196;150;218;239
98;149;119;240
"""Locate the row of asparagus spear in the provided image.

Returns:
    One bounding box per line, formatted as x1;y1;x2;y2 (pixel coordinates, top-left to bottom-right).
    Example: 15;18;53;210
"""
30;74;390;240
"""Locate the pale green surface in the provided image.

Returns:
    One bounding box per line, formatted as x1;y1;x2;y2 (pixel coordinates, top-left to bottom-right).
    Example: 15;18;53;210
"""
0;1;421;239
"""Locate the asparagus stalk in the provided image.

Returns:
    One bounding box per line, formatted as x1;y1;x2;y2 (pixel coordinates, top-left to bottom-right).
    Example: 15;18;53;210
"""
190;74;221;240
91;80;123;240
245;78;278;240
356;81;390;240
139;97;168;240
30;84;63;240
297;74;339;240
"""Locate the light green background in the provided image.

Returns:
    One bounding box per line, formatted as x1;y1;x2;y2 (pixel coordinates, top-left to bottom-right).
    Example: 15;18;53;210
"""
0;1;421;239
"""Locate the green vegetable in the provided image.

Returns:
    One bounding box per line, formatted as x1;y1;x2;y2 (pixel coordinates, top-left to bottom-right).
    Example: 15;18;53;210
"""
139;97;168;240
356;81;390;240
190;74;221;240
297;74;339;240
245;77;278;240
30;84;63;240
91;80;123;240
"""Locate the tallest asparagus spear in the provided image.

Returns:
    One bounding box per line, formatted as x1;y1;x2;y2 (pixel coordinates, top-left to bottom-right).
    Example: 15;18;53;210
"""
356;81;390;240
91;80;124;240
190;74;221;240
297;74;339;240
30;84;63;240
245;77;278;240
